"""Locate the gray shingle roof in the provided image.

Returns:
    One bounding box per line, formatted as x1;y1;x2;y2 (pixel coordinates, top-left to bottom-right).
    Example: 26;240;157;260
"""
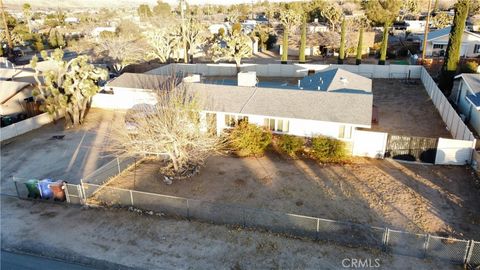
457;73;480;94
187;82;373;126
107;73;177;91
299;68;372;93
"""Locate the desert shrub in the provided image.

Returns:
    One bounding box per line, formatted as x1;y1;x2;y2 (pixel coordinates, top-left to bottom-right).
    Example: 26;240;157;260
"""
229;122;272;157
310;136;347;163
460;61;479;74
276;135;304;157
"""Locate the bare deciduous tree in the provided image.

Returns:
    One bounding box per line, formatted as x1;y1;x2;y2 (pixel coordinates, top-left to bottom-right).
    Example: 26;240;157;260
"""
97;37;142;74
114;80;223;178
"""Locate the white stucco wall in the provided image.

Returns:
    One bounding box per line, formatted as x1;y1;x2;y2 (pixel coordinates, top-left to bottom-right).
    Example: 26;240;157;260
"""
91;87;157;109
211;111;365;140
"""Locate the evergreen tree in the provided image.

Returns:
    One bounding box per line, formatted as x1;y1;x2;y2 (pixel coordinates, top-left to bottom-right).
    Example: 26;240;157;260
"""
365;0;402;65
356;27;364;65
338;17;346;64
279;9;301;64
439;0;470;95
299;16;306;64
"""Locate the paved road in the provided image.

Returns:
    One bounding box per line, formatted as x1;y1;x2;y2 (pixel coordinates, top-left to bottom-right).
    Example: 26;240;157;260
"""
1;250;97;270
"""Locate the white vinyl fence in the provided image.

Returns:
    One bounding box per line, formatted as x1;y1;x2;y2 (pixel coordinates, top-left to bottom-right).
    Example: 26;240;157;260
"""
435;138;476;165
147;63;423;79
0;112;61;142
352;130;388;158
420;68;475;142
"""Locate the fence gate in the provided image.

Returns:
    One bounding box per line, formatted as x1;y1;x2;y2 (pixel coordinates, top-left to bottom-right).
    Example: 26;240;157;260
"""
385;135;438;163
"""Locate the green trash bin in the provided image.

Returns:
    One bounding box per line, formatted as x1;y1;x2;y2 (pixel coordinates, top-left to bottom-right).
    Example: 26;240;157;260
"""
25;179;40;198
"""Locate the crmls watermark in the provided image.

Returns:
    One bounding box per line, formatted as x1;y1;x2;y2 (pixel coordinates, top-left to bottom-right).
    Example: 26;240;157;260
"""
341;258;381;268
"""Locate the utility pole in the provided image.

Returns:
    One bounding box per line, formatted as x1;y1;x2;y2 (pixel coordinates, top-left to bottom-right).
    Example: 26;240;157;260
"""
180;0;188;64
421;0;432;64
0;0;13;57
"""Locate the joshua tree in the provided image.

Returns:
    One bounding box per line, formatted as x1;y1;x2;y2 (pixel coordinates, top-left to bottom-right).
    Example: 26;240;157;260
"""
279;9;301;64
22;3;32;33
48;29;65;48
356;27;364;65
299;16;307;64
31;49;108;127
183;18;207;63
439;0;470;95
320;2;343;31
145;29;176;63
366;0;402;65
114;81;223;178
209;28;252;73
338;17;346;64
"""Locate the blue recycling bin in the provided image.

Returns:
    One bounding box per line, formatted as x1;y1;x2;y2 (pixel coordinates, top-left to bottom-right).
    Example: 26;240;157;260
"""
37;179;54;199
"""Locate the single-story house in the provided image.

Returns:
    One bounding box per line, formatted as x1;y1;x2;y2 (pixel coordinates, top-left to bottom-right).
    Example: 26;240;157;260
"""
451;73;480;135
98;68;373;140
419;26;480;57
0;81;34;116
186;68;373;140
91;27;117;38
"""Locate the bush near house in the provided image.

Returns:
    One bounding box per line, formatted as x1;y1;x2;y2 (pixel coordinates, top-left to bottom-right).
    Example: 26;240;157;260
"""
310;136;348;163
229;122;272;157
460;61;479;74
275;135;305;158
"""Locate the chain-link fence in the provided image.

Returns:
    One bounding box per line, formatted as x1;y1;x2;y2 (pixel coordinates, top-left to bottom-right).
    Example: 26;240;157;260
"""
80;182;480;266
82;155;137;186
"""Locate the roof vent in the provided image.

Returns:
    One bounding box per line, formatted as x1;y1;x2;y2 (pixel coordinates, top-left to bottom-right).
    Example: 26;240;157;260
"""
340;76;348;85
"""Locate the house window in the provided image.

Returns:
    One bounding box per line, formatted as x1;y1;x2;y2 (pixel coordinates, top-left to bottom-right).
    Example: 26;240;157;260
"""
433;44;444;49
474;44;480;54
276;119;289;133
225;114;236;127
338;125;352;139
238;116;249;124
264;118;275;131
264;118;289;133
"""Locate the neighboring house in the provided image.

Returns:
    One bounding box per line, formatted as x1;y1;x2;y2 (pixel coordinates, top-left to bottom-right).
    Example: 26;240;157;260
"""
419;26;480;57
0;81;34;116
186;68;373;140
308;22;329;34
65;17;80;24
208;23;231;35
451;73;480;135
404;20;427;33
91;27;117;38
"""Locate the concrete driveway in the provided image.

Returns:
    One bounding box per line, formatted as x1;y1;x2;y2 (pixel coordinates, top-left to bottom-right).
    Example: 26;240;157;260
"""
0;109;125;196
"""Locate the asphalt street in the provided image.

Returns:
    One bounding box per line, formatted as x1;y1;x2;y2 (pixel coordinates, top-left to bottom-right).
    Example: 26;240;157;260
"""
1;250;97;270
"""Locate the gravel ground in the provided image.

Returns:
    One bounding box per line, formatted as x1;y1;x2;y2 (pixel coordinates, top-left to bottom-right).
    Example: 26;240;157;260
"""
1;196;461;270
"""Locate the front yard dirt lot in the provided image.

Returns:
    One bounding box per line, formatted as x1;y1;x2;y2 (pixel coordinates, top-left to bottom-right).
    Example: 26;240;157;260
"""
368;79;451;138
106;152;480;240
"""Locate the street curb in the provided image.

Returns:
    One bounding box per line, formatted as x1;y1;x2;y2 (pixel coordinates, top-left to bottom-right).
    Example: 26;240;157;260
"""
1;246;145;270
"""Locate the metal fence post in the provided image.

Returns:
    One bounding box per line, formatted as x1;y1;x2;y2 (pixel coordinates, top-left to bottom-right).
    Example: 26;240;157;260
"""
316;218;320;241
117;157;121;174
382;228;389;251
464;240;474;265
186;199;190;220
423;234;430;258
64;183;71;203
13;179;20;198
130;190;134;206
80;179;87;205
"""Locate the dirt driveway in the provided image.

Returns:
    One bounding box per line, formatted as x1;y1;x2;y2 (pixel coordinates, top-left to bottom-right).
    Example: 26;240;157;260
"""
369;79;451;138
0;109;124;196
108;153;480;240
